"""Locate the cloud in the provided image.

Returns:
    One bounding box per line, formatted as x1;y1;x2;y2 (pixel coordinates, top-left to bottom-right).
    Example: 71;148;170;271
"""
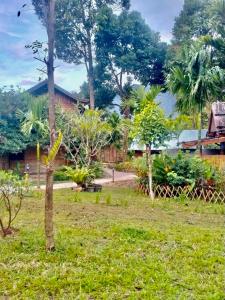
0;0;184;91
19;79;37;86
131;0;184;42
0;29;22;38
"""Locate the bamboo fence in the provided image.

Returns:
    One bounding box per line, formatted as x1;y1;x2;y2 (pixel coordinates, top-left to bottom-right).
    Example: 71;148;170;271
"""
137;184;225;203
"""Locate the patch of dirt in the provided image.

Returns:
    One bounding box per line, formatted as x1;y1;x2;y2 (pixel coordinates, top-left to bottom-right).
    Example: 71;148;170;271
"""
103;179;137;188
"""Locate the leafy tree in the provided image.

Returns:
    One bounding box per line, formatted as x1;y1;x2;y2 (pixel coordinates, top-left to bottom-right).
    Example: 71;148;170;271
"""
132;88;170;199
95;8;167;103
34;0;130;109
106;112;123;149
199;1;225;70
0;88;38;156
167;42;225;153
172;0;211;45
79;64;117;108
58;109;112;167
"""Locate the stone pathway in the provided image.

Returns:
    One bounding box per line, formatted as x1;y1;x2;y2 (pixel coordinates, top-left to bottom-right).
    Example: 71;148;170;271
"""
39;169;136;190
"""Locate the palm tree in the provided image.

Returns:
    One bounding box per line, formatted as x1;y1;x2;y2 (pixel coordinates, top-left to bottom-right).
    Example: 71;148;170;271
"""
130;85;162;114
167;43;224;154
17;96;48;189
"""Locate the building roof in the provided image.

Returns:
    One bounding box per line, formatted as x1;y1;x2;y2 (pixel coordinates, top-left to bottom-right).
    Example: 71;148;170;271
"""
208;102;225;137
130;130;208;151
27;79;88;104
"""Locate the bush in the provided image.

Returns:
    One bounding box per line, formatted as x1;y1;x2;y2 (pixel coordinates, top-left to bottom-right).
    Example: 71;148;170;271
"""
54;167;70;182
90;161;104;178
64;166;94;186
132;156;148;178
133;152;223;189
114;161;134;173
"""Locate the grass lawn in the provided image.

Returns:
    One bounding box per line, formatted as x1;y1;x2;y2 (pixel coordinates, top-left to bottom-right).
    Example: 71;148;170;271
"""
0;185;224;299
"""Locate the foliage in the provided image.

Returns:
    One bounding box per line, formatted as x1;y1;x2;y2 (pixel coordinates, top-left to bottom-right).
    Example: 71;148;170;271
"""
133;151;224;189
42;131;63;167
35;0;130;108
57;109;112;167
53;0;129;65
132;87;170;199
95;8;167;102
172;0;210;45
105;112;132;149
167;41;225;148
0;171;27;237
167;43;224;114
53;167;70;182
114;161;133;172
64;166;94;186
129;85;162;114
0;88;40;155
79;69;117;109
132;156;148;178
89;161;104;179
168;114;194;144
17;96;48;138
133;100;170;148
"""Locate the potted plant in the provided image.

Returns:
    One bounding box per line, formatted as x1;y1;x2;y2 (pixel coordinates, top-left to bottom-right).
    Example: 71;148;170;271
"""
64;166;102;192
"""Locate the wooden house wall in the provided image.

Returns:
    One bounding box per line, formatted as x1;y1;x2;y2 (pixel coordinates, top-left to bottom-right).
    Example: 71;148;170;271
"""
0;156;9;170
55;93;77;111
7;147;67;175
99;146;124;163
202;154;225;170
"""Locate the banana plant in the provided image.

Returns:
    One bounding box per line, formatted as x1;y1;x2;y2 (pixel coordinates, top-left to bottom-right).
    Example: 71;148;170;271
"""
17;96;48;188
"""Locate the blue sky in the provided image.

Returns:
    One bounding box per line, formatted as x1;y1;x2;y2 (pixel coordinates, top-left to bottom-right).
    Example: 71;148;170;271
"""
0;0;184;92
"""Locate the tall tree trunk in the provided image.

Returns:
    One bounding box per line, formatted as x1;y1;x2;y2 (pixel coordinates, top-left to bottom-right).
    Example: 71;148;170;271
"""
198;102;203;156
45;0;56;251
146;144;154;200
87;32;95;110
122;103;130;161
37;142;41;189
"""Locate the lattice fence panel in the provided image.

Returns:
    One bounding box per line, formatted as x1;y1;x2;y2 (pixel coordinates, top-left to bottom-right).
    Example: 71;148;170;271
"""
137;184;225;203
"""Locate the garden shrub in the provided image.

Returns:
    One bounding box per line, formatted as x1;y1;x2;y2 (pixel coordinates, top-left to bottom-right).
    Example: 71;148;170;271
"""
54;166;70;182
114;161;134;172
133;152;223;189
89;161;104;178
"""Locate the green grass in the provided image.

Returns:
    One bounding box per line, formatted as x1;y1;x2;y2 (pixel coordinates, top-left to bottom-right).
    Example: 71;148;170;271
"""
0;187;224;299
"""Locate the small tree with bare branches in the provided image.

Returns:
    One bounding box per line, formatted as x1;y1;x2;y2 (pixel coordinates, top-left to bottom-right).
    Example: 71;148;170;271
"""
0;171;27;237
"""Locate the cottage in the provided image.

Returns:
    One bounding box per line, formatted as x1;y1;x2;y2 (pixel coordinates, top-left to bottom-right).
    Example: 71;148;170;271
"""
182;102;225;151
28;79;87;110
0;80;87;176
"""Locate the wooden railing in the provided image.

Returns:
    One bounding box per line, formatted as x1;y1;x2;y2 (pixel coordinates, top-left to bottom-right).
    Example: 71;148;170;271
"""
137;184;225;203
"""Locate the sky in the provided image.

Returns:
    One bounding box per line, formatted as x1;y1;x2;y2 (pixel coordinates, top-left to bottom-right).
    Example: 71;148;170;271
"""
0;0;184;92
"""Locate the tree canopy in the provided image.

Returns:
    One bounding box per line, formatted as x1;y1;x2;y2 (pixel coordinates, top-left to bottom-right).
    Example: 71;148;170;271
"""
0;88;42;156
32;0;130;108
95;8;167;100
